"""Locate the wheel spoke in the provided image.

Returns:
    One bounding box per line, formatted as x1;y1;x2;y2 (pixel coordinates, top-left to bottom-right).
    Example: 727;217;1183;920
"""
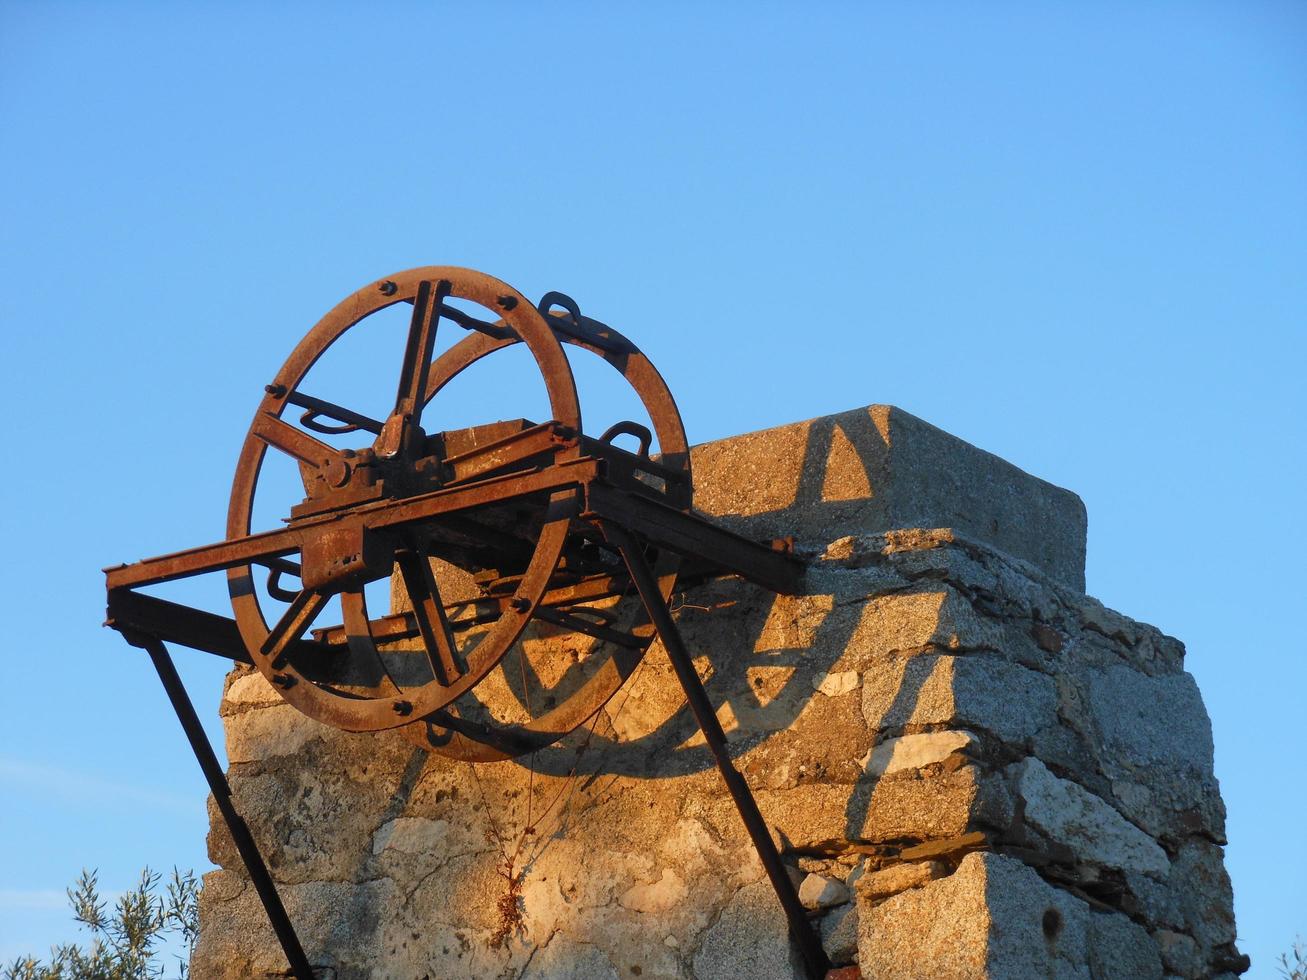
340;590;401;696
396;549;462;686
393;279;451;430
251;411;347;470
260;588;330;668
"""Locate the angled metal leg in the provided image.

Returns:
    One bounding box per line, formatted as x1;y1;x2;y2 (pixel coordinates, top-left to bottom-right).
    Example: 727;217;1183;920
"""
600;521;831;980
133;635;316;980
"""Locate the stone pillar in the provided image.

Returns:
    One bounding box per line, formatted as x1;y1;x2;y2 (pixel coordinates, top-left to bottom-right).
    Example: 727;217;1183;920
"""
194;405;1243;979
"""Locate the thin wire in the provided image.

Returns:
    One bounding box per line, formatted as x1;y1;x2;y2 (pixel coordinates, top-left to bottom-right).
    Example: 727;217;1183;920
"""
466;760;510;859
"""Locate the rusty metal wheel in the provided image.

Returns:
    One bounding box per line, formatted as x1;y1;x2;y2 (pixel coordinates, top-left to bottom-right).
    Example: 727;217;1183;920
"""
400;302;691;761
226;267;581;732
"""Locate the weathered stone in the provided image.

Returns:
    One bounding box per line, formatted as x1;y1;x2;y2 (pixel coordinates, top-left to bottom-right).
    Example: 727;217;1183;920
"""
371;816;448;855
813;669;859;697
1087;910;1164;979
820;901;860;965
1170;840;1238;952
194;872;395;979
619;868;688;914
862;730;977;776
223;702;331;764
856;860;945;900
798;873;850;909
857;852;991;978
862;653;1058;745
222;668;282;711
692;880;801;980
1011;757;1170;876
857;851;1165;978
1085;665;1225;842
842;585;1009;664
1154;929;1203;978
520;933;620;979
1031;622;1063;653
690;405;1087;589
850;766;1011;844
857;851;1155;980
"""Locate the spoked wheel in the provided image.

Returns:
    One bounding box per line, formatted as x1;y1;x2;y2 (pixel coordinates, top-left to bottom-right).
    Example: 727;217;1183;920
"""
227;267;581;733
225;267;690;756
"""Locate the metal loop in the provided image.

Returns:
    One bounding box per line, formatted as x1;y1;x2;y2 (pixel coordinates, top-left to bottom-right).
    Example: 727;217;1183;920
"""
264;559;303;603
537;290;583;327
600;420;653;458
300;410;359;435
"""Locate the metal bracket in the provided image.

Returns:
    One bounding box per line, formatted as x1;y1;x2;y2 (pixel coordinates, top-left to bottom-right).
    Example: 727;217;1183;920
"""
126;633;315;980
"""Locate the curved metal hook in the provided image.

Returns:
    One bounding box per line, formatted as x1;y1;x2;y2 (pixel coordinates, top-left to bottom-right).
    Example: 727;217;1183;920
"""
537;290;583;327
599;420;653;458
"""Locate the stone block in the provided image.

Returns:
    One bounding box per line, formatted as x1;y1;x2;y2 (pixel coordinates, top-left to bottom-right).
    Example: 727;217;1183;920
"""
859;851;1162;979
1010;757;1170;876
847;764;1013;843
861;653;1058;745
194;872;395;979
1086;908;1164;979
690;405;1087;589
1084;666;1225;841
1154;929;1203;978
856;852;994;978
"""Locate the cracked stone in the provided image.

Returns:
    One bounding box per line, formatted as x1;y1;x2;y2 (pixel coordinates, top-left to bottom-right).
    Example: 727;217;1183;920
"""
693;880;802;979
1011;757;1170;876
619;869;688;914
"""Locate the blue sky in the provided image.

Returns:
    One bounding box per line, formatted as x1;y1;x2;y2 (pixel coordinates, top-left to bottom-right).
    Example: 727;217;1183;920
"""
1;2;1303;974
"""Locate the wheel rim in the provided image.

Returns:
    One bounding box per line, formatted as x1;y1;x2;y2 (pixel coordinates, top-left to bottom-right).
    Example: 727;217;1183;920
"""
226;267;580;732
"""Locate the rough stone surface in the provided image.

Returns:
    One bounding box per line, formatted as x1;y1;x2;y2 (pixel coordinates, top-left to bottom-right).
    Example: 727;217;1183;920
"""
798;873;850;909
856;860;945;900
690;404;1088;590
858;852;1163;979
194;408;1240;979
691;880;801;980
820;901;859;965
861;653;1059;745
1012;757;1170;876
862;730;976;776
1154;929;1203;978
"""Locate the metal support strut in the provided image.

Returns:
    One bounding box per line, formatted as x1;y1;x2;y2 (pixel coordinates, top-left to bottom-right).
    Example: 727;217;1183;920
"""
602;521;832;980
132;634;315;980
